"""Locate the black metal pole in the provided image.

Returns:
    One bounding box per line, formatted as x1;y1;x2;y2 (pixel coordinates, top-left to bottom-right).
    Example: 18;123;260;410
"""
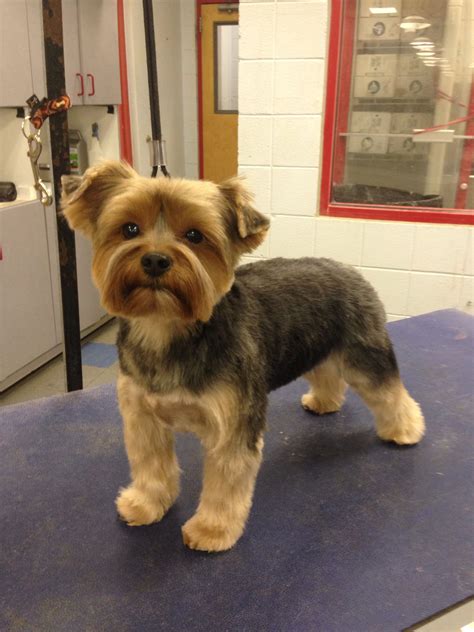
142;0;170;178
42;0;83;391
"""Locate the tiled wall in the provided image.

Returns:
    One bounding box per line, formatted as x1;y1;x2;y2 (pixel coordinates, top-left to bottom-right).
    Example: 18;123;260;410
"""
238;0;473;321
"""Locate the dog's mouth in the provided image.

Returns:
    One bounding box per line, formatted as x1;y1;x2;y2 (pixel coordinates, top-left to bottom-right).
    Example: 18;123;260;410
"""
122;283;193;317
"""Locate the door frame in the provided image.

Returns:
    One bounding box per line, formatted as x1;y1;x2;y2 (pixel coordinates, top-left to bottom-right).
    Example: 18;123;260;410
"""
196;0;239;179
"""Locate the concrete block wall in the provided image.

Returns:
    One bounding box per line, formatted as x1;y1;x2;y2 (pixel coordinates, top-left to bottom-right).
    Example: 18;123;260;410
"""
238;0;473;321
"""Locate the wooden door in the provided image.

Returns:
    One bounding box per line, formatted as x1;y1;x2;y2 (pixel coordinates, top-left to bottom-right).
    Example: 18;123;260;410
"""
200;4;238;182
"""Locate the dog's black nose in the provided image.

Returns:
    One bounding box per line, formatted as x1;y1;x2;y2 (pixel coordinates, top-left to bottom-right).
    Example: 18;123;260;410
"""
141;252;172;277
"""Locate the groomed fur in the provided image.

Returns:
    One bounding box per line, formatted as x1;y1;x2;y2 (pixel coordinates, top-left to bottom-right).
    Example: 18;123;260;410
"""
61;161;425;552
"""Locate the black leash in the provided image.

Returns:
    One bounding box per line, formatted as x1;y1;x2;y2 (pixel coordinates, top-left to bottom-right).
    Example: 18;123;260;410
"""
142;0;170;178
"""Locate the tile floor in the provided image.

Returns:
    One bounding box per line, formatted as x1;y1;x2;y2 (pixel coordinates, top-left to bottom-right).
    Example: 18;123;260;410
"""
1;319;120;407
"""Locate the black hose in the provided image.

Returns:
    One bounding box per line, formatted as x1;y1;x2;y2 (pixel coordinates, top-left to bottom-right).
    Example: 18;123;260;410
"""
143;0;170;178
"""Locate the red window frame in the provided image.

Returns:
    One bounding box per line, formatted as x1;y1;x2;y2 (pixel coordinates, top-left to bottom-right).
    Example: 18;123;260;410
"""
319;1;474;226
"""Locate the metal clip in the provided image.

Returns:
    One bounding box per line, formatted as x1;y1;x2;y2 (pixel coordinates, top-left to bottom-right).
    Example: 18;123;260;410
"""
146;136;168;169
22;116;53;206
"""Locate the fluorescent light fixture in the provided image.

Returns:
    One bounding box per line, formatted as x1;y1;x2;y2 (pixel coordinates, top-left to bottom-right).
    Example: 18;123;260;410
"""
417;51;435;57
400;15;431;32
369;7;398;15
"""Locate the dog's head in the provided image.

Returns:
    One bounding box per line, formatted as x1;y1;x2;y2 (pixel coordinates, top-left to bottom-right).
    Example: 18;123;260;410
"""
61;160;269;322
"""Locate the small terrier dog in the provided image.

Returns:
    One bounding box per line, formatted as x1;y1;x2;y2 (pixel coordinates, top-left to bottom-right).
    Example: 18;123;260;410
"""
61;161;425;552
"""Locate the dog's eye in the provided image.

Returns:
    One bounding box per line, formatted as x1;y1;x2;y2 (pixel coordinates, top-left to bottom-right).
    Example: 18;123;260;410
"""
185;229;203;244
122;223;140;239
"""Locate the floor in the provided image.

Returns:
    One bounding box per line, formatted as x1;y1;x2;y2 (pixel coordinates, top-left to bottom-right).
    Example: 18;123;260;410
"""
1;319;120;407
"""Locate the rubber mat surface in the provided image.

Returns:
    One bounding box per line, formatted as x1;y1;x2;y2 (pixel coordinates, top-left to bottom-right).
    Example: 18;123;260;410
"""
1;310;473;631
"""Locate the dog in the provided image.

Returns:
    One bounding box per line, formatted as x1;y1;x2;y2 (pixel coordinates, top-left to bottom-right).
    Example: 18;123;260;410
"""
61;160;425;552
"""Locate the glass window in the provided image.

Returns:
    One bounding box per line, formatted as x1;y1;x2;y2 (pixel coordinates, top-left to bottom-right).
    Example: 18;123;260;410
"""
215;23;239;113
332;0;474;211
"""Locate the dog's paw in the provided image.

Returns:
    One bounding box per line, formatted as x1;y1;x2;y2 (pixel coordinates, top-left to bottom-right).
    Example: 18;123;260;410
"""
301;393;342;415
377;398;425;446
115;486;173;526
182;514;241;552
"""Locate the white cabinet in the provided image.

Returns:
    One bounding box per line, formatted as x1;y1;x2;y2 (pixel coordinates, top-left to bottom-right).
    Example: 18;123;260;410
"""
0;200;57;381
63;0;121;106
0;0;45;106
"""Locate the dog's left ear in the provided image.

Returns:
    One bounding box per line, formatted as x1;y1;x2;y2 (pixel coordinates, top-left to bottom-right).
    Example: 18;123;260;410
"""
219;177;270;253
61;160;136;238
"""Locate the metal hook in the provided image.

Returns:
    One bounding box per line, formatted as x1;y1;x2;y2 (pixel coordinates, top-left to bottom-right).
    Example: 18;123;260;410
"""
22;116;53;206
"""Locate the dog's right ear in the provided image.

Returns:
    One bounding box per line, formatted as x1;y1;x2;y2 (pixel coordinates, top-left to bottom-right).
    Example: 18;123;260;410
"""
61;160;136;237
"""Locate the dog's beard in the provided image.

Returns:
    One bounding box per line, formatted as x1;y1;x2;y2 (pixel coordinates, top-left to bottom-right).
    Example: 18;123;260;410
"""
94;243;217;322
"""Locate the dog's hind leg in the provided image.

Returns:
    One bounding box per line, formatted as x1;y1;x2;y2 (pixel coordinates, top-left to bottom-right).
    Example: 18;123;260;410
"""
301;354;347;415
342;338;425;445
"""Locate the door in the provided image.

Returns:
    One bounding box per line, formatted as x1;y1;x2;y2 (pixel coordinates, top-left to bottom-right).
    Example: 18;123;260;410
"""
78;0;121;105
62;0;84;105
0;0;33;106
200;3;239;182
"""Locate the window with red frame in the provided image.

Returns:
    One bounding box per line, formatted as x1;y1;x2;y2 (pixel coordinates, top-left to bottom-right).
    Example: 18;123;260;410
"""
320;0;474;225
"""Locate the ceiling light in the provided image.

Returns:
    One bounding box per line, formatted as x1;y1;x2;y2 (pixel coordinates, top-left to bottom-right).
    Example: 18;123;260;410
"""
369;7;398;15
417;51;435;57
400;15;431;32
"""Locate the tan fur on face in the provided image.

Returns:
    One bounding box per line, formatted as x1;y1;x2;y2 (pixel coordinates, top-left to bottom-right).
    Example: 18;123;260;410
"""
61;161;269;324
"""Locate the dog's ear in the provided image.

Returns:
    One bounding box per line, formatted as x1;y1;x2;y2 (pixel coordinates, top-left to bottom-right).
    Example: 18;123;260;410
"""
219;177;270;253
61;160;136;237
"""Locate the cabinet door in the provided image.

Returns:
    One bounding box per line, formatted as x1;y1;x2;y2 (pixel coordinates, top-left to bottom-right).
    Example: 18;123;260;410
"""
0;0;33;106
78;0;121;105
0;201;57;381
26;0;46;99
62;0;84;105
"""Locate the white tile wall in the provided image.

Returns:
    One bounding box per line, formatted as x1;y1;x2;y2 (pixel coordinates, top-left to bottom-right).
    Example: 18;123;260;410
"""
240;3;275;59
273;60;325;114
237;1;474;319
271;167;319;216
269;215;315;257
362;222;415;270
239;61;274;114
274;2;327;59
314;218;363;265
272;116;321;166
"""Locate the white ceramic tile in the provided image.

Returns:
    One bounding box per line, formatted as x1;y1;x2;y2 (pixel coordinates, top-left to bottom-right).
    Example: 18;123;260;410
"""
269;215;315;257
238;166;272;215
412;225;471;274
239;61;274;114
407;272;463;315
314;218;364;265
238;116;272;165
273;60;324;114
359;268;410;315
274;2;327;59
362;222;415;270
271;167;318;216
272;116;321;167
240;4;275;59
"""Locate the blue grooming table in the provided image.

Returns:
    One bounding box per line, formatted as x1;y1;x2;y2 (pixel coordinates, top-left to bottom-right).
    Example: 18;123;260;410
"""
1;309;473;632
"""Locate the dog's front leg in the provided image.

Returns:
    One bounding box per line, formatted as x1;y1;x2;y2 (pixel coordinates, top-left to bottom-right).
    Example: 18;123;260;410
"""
115;373;180;526
182;433;264;552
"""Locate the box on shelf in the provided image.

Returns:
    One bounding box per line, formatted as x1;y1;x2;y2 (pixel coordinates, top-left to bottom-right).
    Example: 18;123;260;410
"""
355;53;398;77
395;75;434;99
348;111;391;154
358;17;400;41
354;76;395;98
388;112;432;155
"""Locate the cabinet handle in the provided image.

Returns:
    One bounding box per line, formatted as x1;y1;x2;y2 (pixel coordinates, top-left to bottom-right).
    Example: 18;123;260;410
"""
87;73;95;97
76;73;84;96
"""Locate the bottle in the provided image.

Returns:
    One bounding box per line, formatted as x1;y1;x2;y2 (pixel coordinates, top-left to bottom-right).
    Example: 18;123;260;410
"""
88;122;104;165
